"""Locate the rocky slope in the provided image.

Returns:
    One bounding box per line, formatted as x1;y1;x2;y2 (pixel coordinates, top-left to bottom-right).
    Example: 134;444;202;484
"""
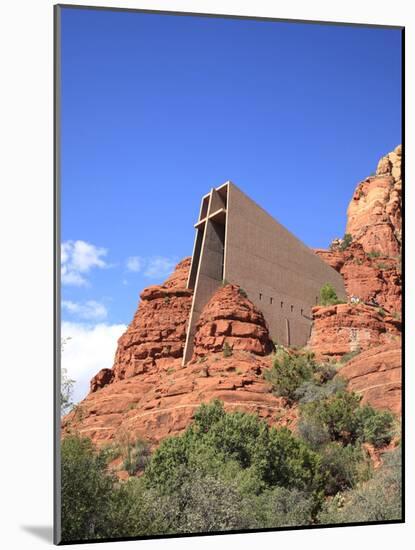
310;145;402;413
339;341;401;415
62;277;296;447
314;242;401;314
308;303;400;360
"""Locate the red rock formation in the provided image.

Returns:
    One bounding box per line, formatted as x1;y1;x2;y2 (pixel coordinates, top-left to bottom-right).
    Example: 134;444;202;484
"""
308;303;400;360
62;276;296;447
339;341;402;415
346;144;402;257
90;368;114;393
192;284;274;358
62;350;298;448
107;257;193;385
315;242;401;314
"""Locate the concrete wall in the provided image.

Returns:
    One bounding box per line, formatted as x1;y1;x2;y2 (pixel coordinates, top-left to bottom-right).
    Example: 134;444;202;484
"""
183;190;226;364
224;182;346;347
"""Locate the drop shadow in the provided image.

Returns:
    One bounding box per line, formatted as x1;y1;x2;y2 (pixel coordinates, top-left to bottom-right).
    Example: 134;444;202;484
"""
21;525;53;543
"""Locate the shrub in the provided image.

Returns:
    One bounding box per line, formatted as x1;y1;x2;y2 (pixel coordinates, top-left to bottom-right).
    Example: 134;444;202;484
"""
318;283;344;306
223;342;233;357
340;349;361;363
318;447;402;523
356;406;395;448
301;391;364;445
238;287;248;298
339;233;353;251
294;376;347;405
314;363;338;384
264;350;319;402
61;435;117;541
158;473;253;533
123;438;152;475
107;478;170;538
249;486;315;528
145;400;323;496
297;417;331;450
300;391;395;448
320;443;371;496
367;250;381;259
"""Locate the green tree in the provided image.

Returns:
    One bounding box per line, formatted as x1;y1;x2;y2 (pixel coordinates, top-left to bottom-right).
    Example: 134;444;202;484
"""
61;435;116;541
249;486;315;528
145;400;323;496
356;406;395;448
319;442;371;496
301;391;363;445
318;447;402;523
264;350;319;402
318;283;343;306
300;391;395;448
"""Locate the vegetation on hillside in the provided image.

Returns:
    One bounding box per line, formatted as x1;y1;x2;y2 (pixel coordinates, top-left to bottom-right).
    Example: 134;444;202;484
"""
61;359;400;542
318;283;345;306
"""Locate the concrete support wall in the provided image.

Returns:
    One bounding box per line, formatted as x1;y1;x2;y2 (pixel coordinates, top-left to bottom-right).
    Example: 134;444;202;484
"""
183;190;226;364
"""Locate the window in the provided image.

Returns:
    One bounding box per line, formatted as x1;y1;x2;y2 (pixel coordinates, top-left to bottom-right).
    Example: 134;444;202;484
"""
291;305;294;312
259;293;262;300
301;308;303;315
270;297;273;305
280;301;284;308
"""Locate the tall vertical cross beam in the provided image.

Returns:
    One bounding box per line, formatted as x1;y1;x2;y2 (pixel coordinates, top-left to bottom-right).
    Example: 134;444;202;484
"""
183;183;229;365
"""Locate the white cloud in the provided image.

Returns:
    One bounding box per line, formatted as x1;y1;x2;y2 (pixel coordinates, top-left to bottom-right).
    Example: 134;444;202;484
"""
61;240;108;286
61;321;127;403
126;256;143;272
62;300;108;321
144;256;176;279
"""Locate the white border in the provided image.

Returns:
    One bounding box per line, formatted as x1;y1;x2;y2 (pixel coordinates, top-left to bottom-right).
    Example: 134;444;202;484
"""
1;1;413;548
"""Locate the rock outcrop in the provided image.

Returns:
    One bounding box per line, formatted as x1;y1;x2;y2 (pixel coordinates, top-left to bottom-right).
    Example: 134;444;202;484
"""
339;341;402;415
315;242;401;314
62;349;297;448
308;303;400;360
105;258;193;385
192;284;274;358
62;277;295;447
308;146;402;417
346;144;402;257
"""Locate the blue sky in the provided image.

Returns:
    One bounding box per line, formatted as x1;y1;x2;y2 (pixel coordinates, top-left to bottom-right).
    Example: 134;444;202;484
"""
59;7;401;400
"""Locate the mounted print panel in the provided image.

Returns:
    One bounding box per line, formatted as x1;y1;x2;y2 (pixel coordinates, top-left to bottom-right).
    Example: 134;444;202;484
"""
54;4;404;545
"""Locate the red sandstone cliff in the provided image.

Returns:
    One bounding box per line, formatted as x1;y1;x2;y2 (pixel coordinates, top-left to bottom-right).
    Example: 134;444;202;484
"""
309;145;402;414
314;242;401;315
90;258;193;392
346;144;402;257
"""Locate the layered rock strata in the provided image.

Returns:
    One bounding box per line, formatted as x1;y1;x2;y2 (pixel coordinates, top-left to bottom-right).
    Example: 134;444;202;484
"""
339;341;402;415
